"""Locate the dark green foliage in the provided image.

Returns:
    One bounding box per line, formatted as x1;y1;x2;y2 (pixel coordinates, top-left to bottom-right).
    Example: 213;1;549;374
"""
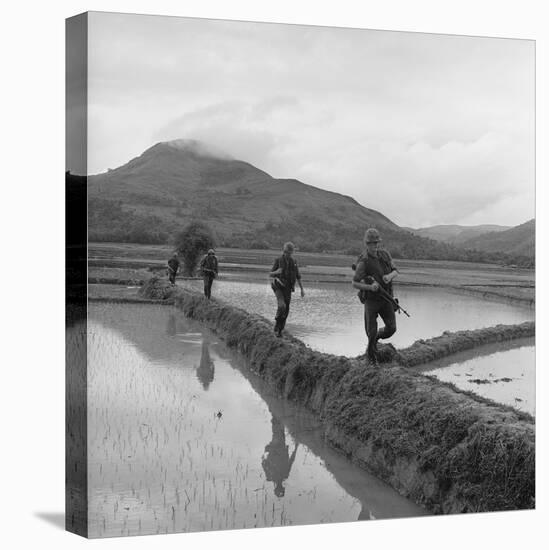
137;276;177;301
88;198;169;244
85;142;534;265
460;219;535;259
88;196;532;266
174;221;216;276
231;215;533;266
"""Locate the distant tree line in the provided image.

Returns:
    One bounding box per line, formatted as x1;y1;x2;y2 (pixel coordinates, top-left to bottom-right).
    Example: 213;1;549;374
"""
88;198;169;244
174;221;216;276
88;198;534;267
226;216;534;267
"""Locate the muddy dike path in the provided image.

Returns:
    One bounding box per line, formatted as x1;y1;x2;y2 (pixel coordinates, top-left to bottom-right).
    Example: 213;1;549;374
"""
137;277;535;514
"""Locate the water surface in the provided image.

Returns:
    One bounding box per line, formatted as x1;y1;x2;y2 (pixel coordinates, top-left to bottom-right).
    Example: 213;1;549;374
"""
180;280;533;356
87;302;426;538
416;338;535;415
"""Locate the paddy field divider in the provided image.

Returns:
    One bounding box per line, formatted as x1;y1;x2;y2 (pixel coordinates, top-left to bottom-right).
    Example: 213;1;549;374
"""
139;277;535;514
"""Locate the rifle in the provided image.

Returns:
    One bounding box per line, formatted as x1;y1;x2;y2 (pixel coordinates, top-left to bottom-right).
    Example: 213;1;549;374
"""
201;255;218;277
364;276;411;317
270;276;285;291
202;268;218;281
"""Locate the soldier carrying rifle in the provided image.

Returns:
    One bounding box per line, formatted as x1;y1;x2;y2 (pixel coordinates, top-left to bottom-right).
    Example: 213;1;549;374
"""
269;242;305;338
200;249;218;299
167;253;180;285
352;228;400;365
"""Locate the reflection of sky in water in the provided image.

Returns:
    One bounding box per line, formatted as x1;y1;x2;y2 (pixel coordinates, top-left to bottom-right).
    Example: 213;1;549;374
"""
181;280;534;356
419;343;535;415
87;303;425;538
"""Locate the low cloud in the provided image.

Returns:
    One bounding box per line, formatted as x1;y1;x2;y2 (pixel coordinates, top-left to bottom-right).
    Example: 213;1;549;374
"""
153;97;533;227
87;13;534;227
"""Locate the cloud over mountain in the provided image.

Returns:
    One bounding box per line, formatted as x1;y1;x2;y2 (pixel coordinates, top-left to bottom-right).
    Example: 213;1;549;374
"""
84;13;534;228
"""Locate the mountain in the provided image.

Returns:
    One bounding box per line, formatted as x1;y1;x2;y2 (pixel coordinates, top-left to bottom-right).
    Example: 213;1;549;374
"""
85;139;530;264
460;219;535;258
88;139;400;249
409;224;511;245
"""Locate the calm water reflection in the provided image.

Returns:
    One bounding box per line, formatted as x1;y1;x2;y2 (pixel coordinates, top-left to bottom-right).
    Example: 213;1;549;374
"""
87;303;426;538
262;413;298;498
180;280;534;356
197;339;215;391
417;338;535;415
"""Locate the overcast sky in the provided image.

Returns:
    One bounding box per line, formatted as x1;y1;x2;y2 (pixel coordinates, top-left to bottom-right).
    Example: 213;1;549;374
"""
85;12;534;228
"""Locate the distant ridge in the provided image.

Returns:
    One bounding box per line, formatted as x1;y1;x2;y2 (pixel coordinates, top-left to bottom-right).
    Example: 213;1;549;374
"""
460;219;535;258
85;140;533;265
88;139;401;248
409;224;511;245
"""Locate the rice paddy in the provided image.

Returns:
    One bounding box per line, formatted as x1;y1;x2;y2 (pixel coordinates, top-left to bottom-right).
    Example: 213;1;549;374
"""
87;302;425;537
177;279;534;356
416;338;535;415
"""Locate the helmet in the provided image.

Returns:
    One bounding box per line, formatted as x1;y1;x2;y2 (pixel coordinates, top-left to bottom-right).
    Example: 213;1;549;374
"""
283;241;295;252
364;228;381;244
207;249;215;255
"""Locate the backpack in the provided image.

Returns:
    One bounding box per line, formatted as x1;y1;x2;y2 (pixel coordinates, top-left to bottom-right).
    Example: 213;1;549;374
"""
201;255;218;277
353;250;394;305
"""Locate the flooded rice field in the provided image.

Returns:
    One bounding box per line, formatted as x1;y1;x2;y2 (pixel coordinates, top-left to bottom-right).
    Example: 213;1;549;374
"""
416;338;535;415
87;302;427;538
179;280;534;356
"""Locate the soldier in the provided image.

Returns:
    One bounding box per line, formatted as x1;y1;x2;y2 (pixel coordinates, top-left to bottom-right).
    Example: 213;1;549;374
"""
269;242;305;337
352;228;399;364
167;253;180;285
261;413;298;498
199;249;218;299
196;339;215;390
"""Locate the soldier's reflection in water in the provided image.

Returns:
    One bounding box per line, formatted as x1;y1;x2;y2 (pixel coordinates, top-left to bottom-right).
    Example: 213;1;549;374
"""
261;414;298;497
166;314;177;336
196;338;215;390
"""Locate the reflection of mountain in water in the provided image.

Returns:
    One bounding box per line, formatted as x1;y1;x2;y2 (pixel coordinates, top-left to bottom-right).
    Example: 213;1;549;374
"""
196;340;215;390
89;303;208;367
90;304;219;391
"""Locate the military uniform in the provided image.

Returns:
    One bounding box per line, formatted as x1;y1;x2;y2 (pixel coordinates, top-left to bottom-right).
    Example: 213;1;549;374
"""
270;253;301;335
200;252;218;298
353;248;397;361
167;256;180;284
261;415;298;498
